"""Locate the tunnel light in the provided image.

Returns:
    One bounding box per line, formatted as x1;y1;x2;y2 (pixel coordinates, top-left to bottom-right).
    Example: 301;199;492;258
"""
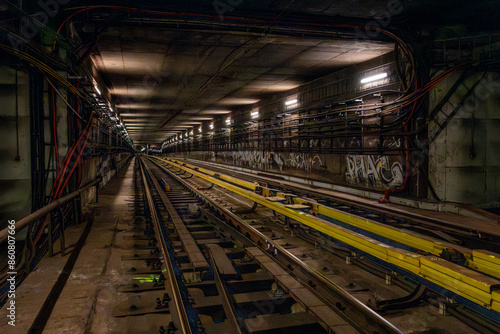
360;72;387;84
92;77;101;95
285;99;298;106
199;127;202;133
251;110;259;118
226;118;231;125
209;123;214;129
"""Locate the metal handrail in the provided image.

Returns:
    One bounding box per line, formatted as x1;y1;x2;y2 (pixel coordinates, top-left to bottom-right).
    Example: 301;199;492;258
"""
0;177;102;244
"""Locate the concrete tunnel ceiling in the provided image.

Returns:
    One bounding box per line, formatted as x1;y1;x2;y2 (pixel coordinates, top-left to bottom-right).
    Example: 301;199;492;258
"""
78;0;410;145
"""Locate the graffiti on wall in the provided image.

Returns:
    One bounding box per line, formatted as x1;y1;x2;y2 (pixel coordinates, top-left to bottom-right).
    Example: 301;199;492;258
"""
288;153;308;170
345;155;404;188
213;151;325;173
312;155;323;167
224;151;285;171
288;153;325;172
204;151;402;189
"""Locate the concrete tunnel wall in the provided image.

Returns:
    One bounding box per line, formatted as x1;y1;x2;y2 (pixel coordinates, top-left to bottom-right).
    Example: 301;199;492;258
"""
166;68;500;208
429;71;500;207
0;64;132;231
0;66;31;228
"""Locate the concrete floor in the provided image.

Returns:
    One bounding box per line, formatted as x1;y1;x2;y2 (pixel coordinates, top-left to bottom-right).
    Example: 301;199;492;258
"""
1;158;174;333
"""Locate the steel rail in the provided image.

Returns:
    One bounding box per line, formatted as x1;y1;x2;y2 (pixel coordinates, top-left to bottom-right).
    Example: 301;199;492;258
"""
146;155;405;334
138;157;192;334
160;157;500;280
148;156;500;318
181;158;500;240
207;254;243;334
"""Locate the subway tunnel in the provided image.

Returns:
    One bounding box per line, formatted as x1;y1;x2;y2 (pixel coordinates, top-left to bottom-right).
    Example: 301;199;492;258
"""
1;1;500;333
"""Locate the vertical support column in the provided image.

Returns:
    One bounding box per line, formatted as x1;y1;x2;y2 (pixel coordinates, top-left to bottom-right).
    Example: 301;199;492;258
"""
76;195;82;225
73;196;79;225
59;206;65;256
26;222;35;272
95;183;99;203
48;212;54;257
29;70;45;211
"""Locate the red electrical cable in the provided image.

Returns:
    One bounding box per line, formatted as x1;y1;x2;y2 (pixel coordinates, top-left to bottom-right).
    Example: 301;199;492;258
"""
55;126;92;198
53;7;91;50
53;120;93;198
33;121;93;246
50;111;93;197
380;77;419;203
50;126;87;197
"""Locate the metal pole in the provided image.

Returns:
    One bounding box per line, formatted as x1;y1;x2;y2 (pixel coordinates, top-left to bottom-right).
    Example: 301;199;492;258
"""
48;213;53;257
26;223;35;272
76;196;82;225
59;206;65;256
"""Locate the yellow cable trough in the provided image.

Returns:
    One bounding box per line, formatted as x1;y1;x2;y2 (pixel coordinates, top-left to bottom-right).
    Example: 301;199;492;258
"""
161;157;500;281
150;156;500;314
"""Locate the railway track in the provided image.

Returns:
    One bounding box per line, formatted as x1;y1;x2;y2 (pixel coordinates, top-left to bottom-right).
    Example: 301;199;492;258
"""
139;156;403;333
152;157;500;279
142;155;500;333
8;156;498;333
170;158;500;248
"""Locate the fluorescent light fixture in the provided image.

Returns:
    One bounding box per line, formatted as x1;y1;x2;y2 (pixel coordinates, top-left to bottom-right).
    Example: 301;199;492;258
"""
284;113;291;116
285;99;298;106
360;72;387;84
198;127;202;133
251;110;259;118
94;86;101;95
190;130;194;135
226;118;231;124
209;123;214;129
